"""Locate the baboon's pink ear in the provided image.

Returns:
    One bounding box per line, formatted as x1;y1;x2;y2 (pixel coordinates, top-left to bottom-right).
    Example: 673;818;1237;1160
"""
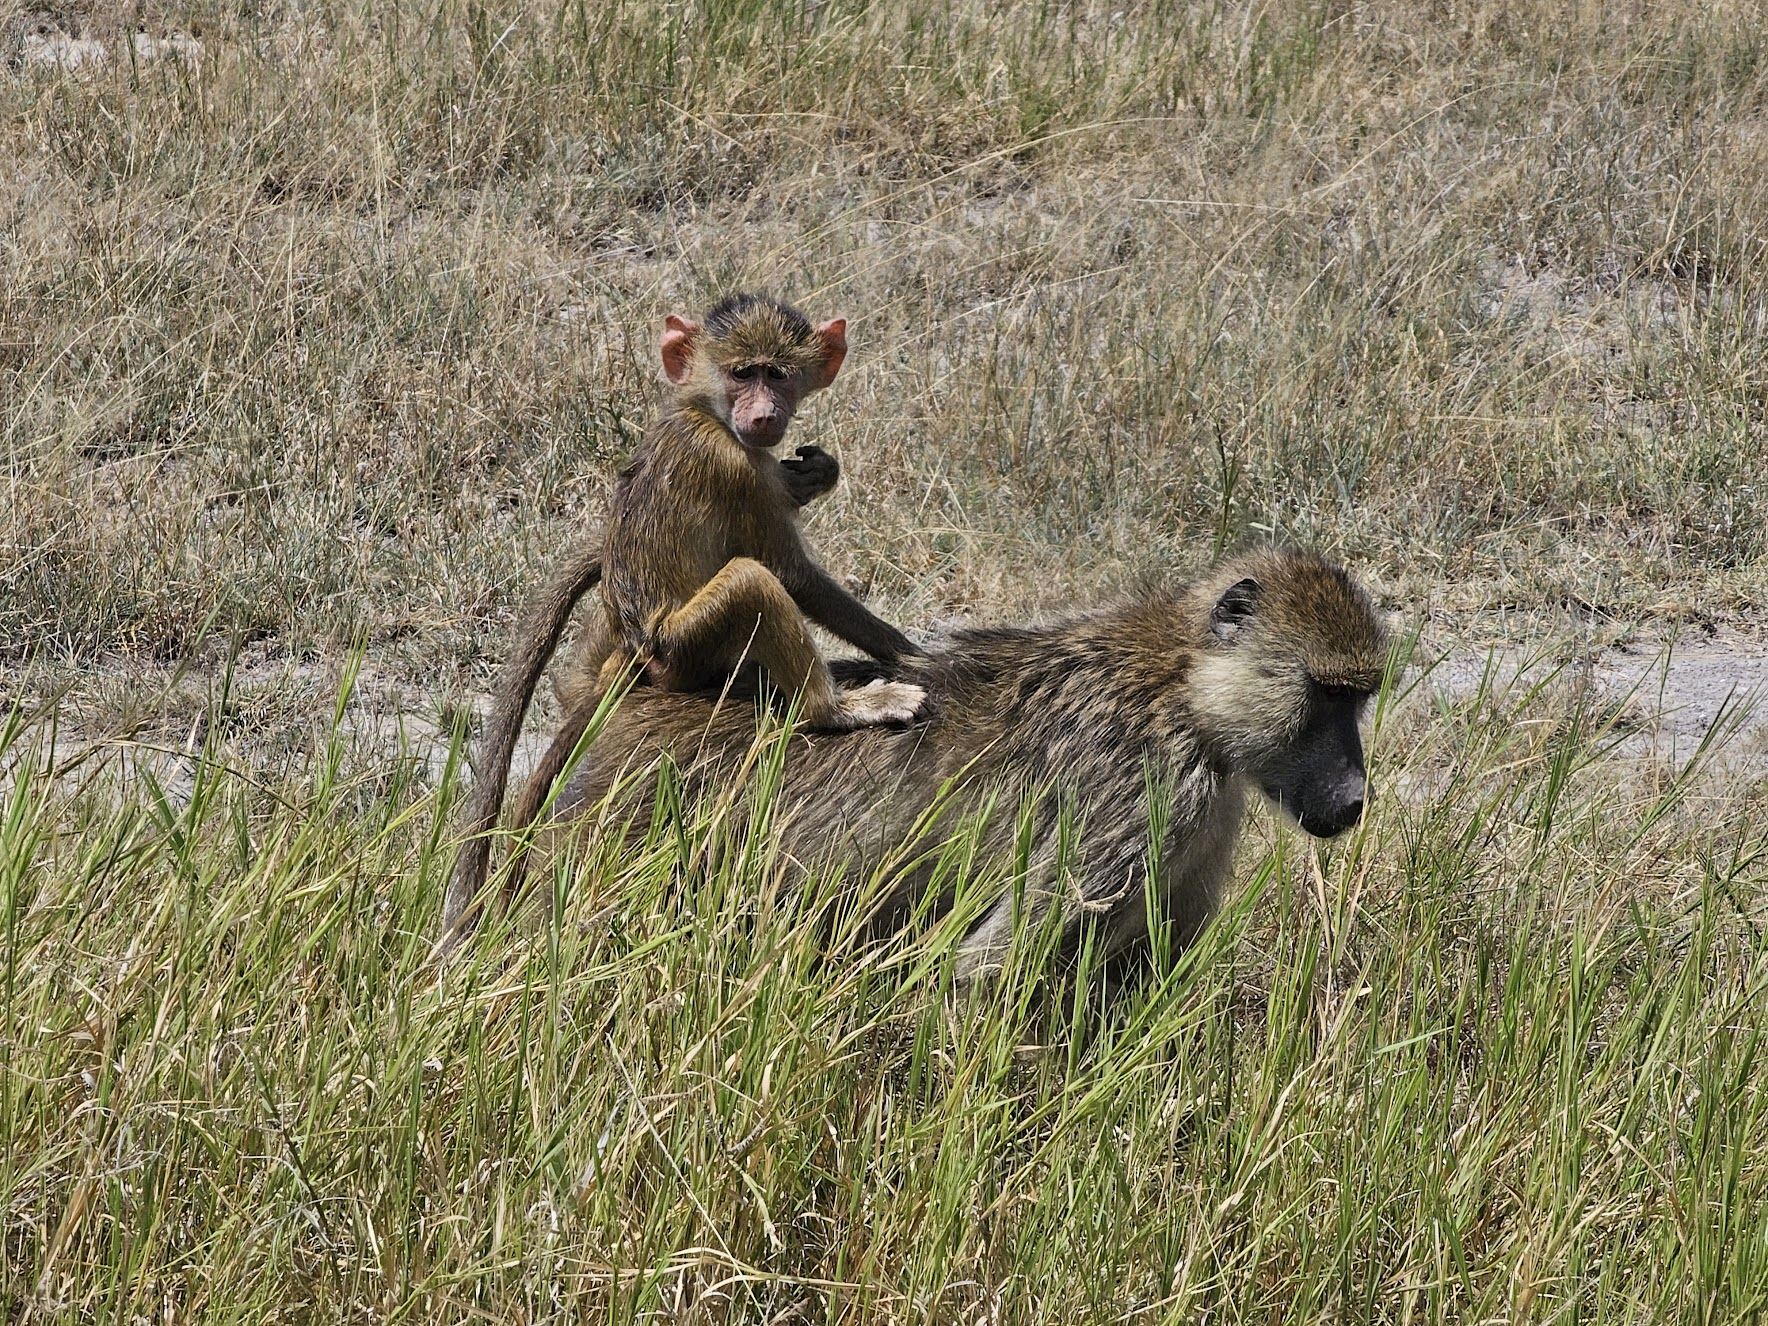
809;318;848;389
661;315;700;385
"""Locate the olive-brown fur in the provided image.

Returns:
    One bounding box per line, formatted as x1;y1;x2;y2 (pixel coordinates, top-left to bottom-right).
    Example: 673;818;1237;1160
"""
536;549;1389;979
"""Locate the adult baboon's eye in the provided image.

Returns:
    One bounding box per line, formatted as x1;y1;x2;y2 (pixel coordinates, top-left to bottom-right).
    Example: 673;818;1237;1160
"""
1317;683;1374;711
731;364;757;380
765;365;789;381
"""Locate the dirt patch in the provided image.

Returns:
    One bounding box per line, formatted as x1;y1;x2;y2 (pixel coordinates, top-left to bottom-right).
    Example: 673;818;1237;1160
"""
12;610;1768;812
1428;621;1768;770
12;25;201;71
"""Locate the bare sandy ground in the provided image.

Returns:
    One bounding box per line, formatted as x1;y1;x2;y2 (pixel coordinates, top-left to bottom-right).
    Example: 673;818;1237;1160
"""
1430;623;1768;769
8;608;1768;813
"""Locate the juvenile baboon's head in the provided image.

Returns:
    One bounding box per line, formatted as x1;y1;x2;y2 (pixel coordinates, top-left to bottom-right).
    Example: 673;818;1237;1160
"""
1183;550;1391;837
659;293;847;448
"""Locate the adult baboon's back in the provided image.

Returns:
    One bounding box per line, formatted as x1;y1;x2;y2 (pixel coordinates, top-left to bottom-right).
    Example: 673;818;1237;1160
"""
536;549;1390;978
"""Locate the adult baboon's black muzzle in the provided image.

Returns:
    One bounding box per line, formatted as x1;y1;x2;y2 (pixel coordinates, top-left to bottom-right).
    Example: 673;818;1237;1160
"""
1259;697;1369;839
1292;767;1366;838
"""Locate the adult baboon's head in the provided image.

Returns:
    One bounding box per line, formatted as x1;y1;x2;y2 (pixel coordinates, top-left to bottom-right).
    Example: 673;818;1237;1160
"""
1183;550;1391;838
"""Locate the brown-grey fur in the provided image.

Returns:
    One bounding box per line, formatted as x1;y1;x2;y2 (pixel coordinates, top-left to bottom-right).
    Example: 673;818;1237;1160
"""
441;293;921;947
533;549;1390;979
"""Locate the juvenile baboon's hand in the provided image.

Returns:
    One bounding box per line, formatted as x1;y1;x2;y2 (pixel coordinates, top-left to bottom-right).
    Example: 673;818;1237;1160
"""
779;445;840;507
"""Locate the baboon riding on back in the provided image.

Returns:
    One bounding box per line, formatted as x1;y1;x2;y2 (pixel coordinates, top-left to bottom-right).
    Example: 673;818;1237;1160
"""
512;548;1391;979
444;294;924;946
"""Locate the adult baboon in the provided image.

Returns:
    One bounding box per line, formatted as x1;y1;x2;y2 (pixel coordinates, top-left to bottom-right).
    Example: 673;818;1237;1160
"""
523;549;1390;978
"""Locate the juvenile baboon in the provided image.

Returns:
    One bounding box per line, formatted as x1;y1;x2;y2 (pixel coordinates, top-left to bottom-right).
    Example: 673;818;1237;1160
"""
443;294;924;944
531;549;1391;979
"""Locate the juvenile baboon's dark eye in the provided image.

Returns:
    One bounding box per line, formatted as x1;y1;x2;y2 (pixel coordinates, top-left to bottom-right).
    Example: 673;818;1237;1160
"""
731;364;758;380
765;365;789;381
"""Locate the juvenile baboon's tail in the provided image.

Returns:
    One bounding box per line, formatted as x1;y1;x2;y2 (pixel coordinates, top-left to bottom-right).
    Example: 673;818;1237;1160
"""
439;547;604;950
493;683;613;912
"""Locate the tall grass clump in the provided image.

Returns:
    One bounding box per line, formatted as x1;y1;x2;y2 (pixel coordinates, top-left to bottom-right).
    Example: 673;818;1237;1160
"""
6;653;1768;1319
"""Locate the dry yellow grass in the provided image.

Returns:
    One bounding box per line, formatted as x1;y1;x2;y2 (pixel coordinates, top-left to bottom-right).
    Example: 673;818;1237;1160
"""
6;0;1767;694
6;2;1768;1319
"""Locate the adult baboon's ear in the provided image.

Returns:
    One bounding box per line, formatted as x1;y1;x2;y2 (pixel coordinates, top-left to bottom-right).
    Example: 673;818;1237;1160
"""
1210;577;1261;642
661;315;700;385
808;318;847;389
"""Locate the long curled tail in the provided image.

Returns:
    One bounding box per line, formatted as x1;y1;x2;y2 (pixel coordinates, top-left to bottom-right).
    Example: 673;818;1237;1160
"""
439;546;604;950
496;694;603;911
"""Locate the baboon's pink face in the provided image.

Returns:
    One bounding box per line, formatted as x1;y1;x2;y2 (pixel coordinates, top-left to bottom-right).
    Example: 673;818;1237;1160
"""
659;313;848;450
720;361;805;449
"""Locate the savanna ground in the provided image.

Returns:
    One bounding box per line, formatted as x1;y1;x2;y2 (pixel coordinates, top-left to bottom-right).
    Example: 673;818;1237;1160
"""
5;0;1768;1319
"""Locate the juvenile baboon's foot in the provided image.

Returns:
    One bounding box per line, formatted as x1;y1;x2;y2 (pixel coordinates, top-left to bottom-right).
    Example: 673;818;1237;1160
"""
825;679;926;730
